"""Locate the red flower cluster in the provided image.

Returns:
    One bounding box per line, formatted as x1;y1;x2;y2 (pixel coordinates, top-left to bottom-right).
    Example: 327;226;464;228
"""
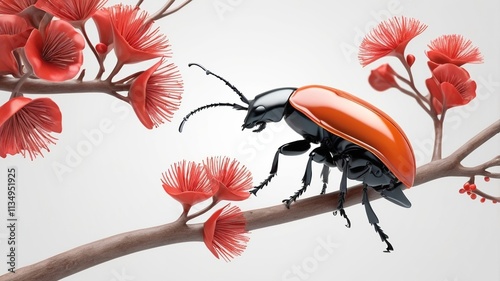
359;16;482;115
0;0;183;159
161;156;253;261
162;156;253;209
459;178;498;204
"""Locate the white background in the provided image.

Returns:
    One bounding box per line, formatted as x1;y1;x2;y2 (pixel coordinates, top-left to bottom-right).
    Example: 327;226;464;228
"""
1;0;500;280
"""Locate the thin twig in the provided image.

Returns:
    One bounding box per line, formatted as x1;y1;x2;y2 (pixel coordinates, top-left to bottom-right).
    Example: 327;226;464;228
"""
147;0;193;22
394;84;432;116
147;0;175;22
77;23;105;80
158;0;193;18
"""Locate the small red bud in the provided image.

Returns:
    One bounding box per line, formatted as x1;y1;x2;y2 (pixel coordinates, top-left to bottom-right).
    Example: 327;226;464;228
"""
470;194;477;200
459;188;466;194
469;183;477;191
463;182;470;191
493;200;497;204
96;43;108;54
406;54;416;67
480;198;486;203
484;176;490;182
467;191;472;195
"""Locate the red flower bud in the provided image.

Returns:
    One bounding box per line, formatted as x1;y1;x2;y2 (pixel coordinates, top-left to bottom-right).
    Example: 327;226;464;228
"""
368;64;398;91
406;54;416;67
95;43;108;54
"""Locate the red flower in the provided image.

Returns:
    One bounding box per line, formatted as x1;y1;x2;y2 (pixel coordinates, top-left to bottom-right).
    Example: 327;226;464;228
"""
24;19;85;81
109;4;170;64
35;0;107;24
161;160;216;211
0;0;37;14
0;97;62;159
425;63;477;114
203;156;252;201
203;204;249;261
368;63;398;91
0;15;33;76
359;16;427;67
92;8;113;54
129;58;183;129
426;34;483;69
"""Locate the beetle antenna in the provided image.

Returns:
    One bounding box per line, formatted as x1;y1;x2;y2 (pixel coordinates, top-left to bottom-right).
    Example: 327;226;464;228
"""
188;63;250;105
178;102;247;132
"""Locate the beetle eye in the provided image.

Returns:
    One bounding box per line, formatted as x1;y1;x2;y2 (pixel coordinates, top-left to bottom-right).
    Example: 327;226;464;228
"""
255;105;265;113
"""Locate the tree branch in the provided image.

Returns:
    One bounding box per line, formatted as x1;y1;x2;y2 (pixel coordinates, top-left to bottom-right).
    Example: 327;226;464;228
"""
449;119;500;163
3;118;499;281
0;77;130;95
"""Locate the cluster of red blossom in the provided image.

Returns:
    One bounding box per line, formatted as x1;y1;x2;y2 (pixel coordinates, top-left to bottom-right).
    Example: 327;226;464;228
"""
358;16;482;115
459;177;497;204
357;17;498;204
0;0;182;159
161;156;253;261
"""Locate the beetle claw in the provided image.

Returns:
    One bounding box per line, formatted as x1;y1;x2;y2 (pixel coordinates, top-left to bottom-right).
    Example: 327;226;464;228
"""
282;199;292;209
373;223;393;252
339;209;351;228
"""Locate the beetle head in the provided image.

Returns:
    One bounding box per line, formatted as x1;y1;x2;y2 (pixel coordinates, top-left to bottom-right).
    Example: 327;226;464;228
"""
242;88;296;132
179;63;296;133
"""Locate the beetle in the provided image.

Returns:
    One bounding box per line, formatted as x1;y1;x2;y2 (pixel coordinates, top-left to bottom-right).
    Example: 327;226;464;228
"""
179;63;416;252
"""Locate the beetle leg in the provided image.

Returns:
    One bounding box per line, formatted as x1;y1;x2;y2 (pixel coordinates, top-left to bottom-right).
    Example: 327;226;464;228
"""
320;164;330;194
251;140;311;195
282;155;313;208
362;185;394;252
334;157;351;228
283;146;329;207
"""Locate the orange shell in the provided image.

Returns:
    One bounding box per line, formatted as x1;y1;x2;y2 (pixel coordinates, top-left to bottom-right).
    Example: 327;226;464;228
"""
289;85;416;187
